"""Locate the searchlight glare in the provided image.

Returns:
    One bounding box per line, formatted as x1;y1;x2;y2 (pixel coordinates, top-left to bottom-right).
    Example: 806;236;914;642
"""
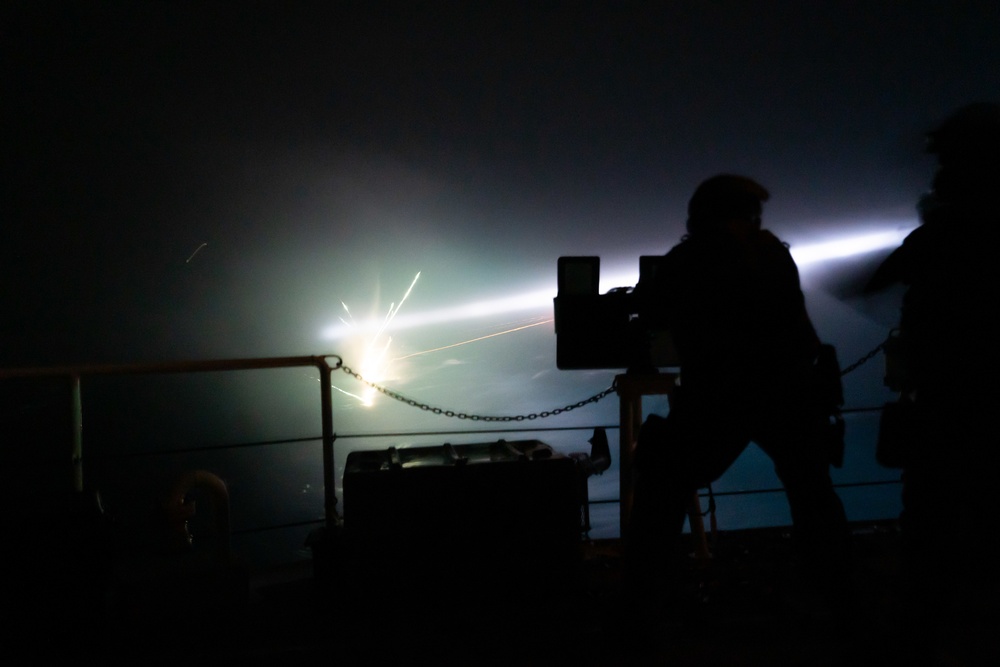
321;226;916;346
788;228;913;267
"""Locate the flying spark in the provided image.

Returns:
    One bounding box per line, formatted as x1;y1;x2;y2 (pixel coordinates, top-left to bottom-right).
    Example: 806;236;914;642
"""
185;242;207;263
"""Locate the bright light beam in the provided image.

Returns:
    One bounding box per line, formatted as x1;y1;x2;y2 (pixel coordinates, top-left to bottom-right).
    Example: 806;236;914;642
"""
789;229;914;267
320;227;916;341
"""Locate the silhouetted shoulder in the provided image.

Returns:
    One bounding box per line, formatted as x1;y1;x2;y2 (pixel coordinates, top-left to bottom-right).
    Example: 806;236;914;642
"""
865;225;930;292
755;229;794;256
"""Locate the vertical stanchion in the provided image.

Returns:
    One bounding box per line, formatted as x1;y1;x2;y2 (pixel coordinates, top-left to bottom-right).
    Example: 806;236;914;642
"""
618;383;638;542
318;359;337;533
71;373;83;493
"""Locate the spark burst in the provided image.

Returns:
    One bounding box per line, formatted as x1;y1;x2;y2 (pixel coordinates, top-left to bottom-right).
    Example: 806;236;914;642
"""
334;272;420;406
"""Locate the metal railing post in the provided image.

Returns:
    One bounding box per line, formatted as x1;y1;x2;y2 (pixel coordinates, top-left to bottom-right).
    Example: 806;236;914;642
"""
318;358;338;533
71;373;83;493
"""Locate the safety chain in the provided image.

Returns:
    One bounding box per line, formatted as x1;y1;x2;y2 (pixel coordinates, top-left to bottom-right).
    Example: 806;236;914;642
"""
340;364;617;422
840;340;887;377
338;335;889;421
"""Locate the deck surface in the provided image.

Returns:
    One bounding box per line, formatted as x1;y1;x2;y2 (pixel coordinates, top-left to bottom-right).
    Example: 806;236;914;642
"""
16;520;974;665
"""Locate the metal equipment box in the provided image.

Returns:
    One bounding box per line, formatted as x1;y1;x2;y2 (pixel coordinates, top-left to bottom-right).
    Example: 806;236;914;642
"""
341;440;584;601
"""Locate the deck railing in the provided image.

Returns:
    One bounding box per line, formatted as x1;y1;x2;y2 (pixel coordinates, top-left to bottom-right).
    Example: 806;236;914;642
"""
0;355;342;533
0;355;900;559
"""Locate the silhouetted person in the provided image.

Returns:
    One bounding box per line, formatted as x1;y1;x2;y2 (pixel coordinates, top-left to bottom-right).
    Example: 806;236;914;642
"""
867;103;1000;663
627;174;850;621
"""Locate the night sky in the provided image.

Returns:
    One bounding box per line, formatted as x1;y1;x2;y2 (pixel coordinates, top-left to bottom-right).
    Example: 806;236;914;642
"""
4;2;1000;550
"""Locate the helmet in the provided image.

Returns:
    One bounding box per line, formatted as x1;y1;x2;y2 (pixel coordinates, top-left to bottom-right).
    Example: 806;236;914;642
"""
687;174;770;234
926;102;1000;166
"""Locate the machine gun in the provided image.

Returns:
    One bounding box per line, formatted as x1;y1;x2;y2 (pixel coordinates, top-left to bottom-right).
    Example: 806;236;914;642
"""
553;256;678;372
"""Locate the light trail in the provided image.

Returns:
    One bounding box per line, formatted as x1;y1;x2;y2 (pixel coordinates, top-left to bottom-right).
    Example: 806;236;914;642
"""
338;301;356;327
185;242;207;263
371;272;420;341
331;384;370;403
392;319;554;361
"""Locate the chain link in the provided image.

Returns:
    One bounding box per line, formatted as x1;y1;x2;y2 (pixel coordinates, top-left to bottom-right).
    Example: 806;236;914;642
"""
840;340;887;377
338;335;887;421
340;364;617;421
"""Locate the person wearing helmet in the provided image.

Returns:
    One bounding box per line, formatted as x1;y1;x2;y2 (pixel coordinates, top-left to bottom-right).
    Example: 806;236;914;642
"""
867;103;1000;662
627;174;851;623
